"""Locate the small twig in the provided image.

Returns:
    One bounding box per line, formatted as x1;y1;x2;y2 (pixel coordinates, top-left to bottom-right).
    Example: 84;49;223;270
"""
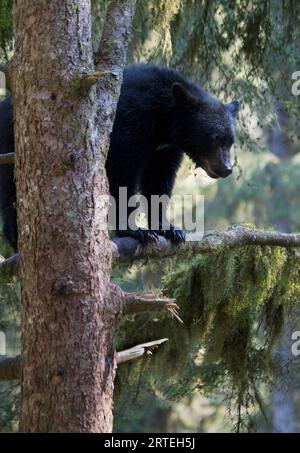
78;71;116;92
116;338;168;364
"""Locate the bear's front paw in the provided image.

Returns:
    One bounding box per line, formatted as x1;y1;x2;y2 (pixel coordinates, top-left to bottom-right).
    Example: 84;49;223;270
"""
134;229;159;245
115;228;159;246
158;226;186;244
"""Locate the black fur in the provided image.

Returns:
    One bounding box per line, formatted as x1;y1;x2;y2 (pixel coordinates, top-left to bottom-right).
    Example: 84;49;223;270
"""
0;96;17;251
0;65;239;250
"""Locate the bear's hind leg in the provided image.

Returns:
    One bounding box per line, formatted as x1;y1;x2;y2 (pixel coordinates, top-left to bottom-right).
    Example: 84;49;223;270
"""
140;147;185;244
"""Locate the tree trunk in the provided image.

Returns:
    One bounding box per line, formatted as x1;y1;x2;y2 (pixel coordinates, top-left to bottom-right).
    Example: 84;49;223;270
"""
12;0;135;432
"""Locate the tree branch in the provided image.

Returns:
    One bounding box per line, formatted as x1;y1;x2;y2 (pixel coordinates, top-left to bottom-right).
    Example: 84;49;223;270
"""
0;355;21;381
0;153;15;165
2;226;300;275
123;290;182;322
77;70;115;92
116;339;168;365
93;0;137;166
0;253;20;277
94;0;137;70
0;61;13;91
111;225;300;263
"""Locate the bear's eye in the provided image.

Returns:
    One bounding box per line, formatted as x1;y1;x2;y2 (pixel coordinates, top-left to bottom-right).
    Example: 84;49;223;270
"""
211;134;219;142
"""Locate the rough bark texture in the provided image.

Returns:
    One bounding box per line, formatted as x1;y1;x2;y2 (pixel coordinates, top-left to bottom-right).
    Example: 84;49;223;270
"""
12;0;136;433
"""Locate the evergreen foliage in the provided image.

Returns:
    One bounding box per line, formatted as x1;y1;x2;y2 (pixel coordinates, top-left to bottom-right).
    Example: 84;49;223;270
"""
116;243;300;430
0;0;13;61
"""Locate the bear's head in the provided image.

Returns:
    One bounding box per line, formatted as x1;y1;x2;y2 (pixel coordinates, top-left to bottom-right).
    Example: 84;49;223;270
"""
172;82;239;179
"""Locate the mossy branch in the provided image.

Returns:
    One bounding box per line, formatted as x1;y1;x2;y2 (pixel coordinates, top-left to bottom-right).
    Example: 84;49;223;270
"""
111;225;300;263
0;153;14;165
2;226;300;275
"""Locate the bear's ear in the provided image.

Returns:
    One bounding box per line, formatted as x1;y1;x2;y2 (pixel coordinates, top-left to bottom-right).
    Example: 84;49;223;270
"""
172;82;200;110
227;101;240;118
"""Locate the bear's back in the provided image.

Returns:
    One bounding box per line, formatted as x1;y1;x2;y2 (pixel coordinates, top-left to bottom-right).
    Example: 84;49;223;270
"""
0;96;15;207
119;64;200;113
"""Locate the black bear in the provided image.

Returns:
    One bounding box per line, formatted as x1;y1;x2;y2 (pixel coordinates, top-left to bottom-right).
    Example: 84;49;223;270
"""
0;64;239;251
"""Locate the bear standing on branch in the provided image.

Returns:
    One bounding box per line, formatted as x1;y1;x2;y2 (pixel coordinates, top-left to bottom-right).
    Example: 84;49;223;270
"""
0;64;239;250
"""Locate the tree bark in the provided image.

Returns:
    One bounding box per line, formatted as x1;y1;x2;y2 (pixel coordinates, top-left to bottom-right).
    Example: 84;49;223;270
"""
12;0;136;433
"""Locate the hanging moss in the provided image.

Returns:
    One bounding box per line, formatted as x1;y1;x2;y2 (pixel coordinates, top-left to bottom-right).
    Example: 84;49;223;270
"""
0;0;13;60
116;245;300;428
128;0;182;63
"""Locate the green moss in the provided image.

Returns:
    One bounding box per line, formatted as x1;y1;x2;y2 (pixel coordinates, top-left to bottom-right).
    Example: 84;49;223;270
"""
0;0;13;60
116;245;300;429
